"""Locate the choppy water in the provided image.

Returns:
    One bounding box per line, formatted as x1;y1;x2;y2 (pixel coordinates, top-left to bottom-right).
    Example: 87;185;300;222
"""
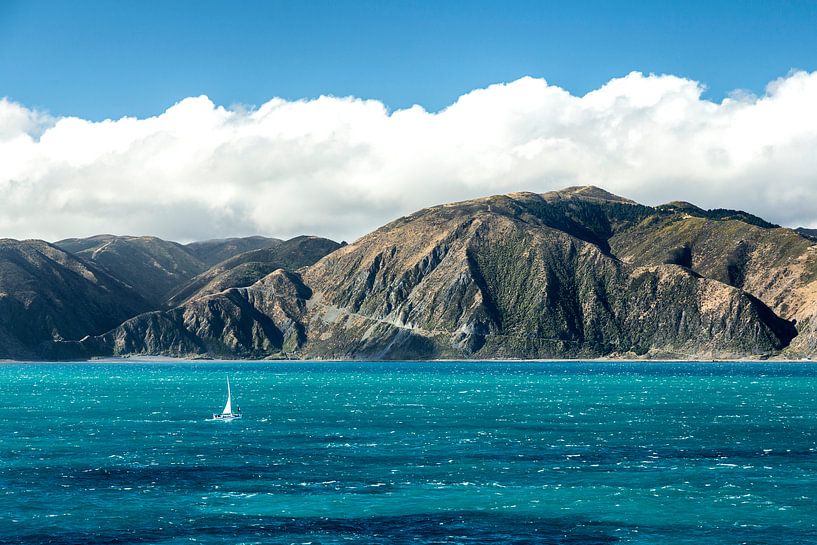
2;361;817;544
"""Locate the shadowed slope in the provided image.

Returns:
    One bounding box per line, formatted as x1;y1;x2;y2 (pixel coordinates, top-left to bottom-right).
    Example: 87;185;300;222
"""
0;239;151;358
610;208;817;355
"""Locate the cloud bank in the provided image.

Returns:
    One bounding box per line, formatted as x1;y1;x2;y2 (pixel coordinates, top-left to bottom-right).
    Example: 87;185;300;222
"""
2;71;817;243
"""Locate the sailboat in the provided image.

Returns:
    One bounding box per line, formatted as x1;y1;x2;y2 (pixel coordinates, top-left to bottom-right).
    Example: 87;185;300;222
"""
212;375;242;420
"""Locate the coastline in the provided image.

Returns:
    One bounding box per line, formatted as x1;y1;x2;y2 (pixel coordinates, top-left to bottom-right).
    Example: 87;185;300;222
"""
1;355;813;364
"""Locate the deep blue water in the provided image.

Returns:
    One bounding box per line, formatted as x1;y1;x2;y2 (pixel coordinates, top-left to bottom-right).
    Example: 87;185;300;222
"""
2;361;817;544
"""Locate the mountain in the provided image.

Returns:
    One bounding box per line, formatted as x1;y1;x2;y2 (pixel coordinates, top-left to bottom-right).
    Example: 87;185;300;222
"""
0;239;151;359
55;235;208;307
295;188;794;359
184;236;282;266
62;186;812;361
795;227;817;241
166;236;343;307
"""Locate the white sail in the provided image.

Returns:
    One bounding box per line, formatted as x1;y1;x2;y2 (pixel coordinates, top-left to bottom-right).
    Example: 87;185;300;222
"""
222;376;233;415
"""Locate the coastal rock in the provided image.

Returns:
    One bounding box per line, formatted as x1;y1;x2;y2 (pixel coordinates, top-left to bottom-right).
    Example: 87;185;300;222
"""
80;269;311;358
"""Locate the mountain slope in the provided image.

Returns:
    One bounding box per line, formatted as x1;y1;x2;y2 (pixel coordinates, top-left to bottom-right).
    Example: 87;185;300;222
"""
79;269;311;358
609;208;817;355
55;235;208;306
0;239;151;358
298;191;794;359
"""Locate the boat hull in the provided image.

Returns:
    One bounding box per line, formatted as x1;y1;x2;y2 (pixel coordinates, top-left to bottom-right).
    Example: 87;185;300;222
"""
212;413;242;420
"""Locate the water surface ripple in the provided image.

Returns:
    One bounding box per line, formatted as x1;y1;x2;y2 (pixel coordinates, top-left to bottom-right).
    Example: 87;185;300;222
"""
2;361;816;544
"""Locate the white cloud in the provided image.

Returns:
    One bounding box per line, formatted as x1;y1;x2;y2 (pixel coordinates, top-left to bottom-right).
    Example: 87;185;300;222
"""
2;71;817;243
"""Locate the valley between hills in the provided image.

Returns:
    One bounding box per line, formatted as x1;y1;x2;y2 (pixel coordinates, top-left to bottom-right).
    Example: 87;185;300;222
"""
4;186;817;361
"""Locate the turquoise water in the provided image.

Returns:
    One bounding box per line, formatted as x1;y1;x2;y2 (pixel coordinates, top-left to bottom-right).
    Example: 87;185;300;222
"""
1;361;817;544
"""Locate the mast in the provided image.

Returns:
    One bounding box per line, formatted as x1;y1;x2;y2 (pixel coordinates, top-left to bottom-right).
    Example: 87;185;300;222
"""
222;375;233;415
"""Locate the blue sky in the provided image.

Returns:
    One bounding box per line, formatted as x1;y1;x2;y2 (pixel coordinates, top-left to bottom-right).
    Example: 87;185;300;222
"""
1;0;816;119
2;1;817;241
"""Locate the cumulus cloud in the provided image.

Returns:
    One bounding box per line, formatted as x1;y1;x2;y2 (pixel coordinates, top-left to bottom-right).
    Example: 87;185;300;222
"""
2;70;817;243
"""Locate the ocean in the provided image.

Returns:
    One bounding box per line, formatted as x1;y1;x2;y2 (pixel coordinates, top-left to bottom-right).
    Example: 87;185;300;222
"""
1;361;816;544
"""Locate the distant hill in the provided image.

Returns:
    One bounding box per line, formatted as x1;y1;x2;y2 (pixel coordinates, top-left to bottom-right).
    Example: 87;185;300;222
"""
184;236;282;266
56;186;817;361
166;236;343;307
796;227;817;241
53;234;308;308
55;235;208;306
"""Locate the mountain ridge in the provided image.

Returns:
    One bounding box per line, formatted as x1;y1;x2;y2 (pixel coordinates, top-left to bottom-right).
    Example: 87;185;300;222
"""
36;186;817;361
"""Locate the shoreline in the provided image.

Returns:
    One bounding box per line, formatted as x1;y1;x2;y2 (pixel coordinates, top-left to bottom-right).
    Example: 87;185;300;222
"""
1;355;813;364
